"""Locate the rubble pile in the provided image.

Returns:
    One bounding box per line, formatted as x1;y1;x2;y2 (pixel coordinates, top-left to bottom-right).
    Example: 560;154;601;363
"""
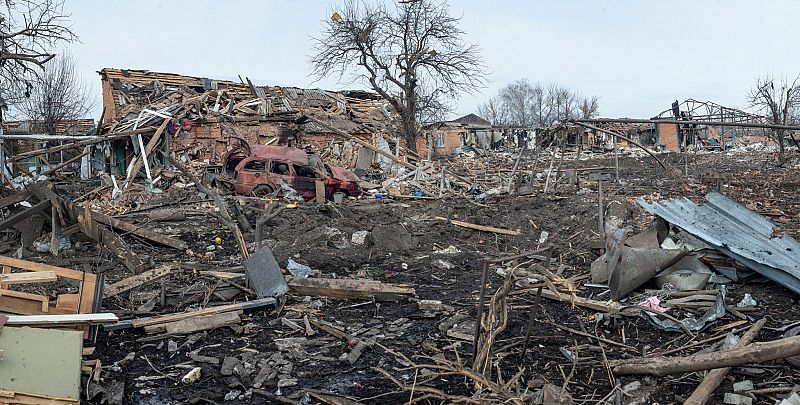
1;70;800;405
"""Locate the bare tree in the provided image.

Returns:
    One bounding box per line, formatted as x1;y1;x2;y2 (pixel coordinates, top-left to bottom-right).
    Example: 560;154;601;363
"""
477;96;507;126
0;0;77;102
579;95;600;119
484;79;599;128
310;0;487;151
16;53;94;134
498;79;537;127
747;75;800;160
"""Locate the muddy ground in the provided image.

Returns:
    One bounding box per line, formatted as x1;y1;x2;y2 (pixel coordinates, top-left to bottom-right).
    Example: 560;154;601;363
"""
4;150;798;404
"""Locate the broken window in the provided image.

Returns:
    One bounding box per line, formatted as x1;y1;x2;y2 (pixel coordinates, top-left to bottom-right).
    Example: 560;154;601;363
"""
436;132;445;148
271;161;290;175
294;165;317;178
243;160;266;171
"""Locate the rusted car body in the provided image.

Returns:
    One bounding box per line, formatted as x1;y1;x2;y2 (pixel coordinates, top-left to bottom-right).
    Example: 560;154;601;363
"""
227;145;362;200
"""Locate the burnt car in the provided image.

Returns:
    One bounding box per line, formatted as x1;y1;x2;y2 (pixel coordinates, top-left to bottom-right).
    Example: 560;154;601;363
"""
225;145;362;200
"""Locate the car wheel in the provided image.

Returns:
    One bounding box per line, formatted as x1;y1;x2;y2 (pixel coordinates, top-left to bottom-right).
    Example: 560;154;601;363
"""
251;185;275;198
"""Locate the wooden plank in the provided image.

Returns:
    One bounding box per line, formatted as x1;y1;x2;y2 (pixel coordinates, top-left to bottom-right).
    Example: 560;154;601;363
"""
0;271;57;285
0;190;31;210
0;256;97;282
286;277;416;302
104;265;173;297
538;288;632;315
0;265;10;290
0;200;51;232
4;313;118;326
56;294;80;312
434;216;521;236
684;319;766;405
90;210;187;250
0;389;77;405
314;180;326;203
131;297;275;329
163;311;242;335
0;290;52;314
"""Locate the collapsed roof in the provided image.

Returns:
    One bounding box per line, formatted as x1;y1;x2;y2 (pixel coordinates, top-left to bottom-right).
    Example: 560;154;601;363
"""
98;68;396;136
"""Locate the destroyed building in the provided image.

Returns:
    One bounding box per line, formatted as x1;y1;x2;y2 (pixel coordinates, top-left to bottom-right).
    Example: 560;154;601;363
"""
0;67;799;404
95;68;400;179
419;113;506;156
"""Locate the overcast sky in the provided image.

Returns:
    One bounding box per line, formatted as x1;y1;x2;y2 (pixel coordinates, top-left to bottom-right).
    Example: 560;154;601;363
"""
66;0;800;120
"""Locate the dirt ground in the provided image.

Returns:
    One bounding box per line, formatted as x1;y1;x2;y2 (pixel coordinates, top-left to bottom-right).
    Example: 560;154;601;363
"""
4;149;799;404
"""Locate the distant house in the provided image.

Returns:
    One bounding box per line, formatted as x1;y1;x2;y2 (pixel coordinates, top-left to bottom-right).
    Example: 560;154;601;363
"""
419;113;504;157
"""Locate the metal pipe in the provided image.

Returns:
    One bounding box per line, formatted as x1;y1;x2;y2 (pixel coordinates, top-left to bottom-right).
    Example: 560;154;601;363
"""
571;121;667;171
576;117;800;131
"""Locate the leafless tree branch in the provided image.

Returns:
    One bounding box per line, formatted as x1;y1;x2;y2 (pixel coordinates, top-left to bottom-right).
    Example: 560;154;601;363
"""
15;52;95;134
310;0;487;151
747;74;800;160
0;0;77;103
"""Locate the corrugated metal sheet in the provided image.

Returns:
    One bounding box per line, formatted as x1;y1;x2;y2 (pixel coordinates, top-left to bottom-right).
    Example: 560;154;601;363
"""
637;191;800;295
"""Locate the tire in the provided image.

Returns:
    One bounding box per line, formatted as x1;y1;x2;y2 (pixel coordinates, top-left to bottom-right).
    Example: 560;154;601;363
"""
251;185;275;198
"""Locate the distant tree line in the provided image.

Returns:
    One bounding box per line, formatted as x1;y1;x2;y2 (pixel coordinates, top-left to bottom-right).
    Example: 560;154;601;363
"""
478;78;599;128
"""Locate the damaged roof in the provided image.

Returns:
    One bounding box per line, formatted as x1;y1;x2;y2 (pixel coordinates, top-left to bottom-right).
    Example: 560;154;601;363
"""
638;191;800;295
98;68;395;135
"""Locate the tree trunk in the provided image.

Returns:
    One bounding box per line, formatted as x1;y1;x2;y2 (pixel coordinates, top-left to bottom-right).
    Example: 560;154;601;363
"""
401;93;419;153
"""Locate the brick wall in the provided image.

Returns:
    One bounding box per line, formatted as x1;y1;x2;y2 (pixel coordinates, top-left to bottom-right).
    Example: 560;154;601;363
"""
657;123;679;151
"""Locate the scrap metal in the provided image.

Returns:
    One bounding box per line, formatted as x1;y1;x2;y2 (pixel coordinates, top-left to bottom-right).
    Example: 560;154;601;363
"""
638;191;800;295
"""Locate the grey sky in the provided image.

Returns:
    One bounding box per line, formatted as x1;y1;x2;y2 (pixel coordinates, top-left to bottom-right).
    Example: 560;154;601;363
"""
67;0;800;120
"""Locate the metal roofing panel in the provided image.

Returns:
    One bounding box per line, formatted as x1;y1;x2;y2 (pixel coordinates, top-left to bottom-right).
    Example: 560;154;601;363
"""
637;191;800;295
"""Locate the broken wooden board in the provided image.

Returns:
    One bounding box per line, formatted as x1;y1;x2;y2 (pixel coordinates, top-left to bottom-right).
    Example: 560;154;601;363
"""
163;311;242;335
0;270;57;285
0;199;51;232
104;265;173;297
286;276;416;302
127;297;276;329
0;256;97;314
433;216;521;236
0;190;31;210
538;288;633;315
0;390;77;405
90;210;187;250
77;207;145;272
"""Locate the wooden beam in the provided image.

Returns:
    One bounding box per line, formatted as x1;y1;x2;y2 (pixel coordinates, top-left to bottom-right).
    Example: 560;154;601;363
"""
286;277;416;302
0;256;96;281
10;127;157;162
163;311;242;335
684;319;766;405
0;271;57;285
90;210;187;250
41;150;90;177
434;216;521;236
0;191;31;210
538;288;632;315
129;298;276;329
104;265;173;297
0;199;51;232
610;333;800;376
